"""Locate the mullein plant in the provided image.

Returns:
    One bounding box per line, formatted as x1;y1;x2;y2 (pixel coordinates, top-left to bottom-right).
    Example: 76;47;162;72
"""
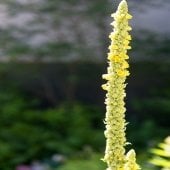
102;0;140;169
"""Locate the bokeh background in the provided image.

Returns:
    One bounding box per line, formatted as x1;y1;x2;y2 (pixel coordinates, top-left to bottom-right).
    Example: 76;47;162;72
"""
0;0;170;169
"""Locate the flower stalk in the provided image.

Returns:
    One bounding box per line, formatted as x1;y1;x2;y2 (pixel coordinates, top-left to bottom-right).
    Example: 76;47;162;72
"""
102;0;140;169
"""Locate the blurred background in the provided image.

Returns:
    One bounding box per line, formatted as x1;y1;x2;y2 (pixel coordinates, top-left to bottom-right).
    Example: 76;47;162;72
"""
0;0;170;169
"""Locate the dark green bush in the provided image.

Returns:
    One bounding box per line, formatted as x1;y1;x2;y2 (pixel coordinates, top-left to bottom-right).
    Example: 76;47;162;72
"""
0;88;104;169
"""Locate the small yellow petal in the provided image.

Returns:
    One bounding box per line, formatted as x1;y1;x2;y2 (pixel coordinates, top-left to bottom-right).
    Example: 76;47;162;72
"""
107;52;113;59
110;21;116;26
126;35;132;40
102;74;112;80
126;14;133;19
127;26;132;31
109;33;115;39
120;14;126;18
116;70;130;77
111;13;116;18
108;54;122;62
101;84;108;91
109;45;119;50
126;46;132;50
124;40;130;45
113;56;122;62
119;53;129;59
124;55;129;59
122;61;129;69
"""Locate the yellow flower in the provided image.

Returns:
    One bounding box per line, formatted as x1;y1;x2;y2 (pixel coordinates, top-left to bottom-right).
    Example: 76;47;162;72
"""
122;61;129;69
116;69;130;77
109;55;122;62
102;0;140;169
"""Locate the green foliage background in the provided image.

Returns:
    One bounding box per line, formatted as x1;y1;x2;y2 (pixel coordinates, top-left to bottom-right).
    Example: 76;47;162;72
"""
0;62;170;169
0;88;104;169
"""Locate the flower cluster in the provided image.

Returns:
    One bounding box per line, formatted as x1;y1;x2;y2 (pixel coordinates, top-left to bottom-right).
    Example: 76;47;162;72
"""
102;0;140;169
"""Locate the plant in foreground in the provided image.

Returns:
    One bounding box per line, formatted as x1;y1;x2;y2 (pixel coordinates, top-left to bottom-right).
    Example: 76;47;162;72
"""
102;0;140;169
150;136;170;170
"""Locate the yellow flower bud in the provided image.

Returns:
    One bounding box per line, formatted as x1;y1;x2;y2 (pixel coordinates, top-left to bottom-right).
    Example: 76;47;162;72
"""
124;150;140;170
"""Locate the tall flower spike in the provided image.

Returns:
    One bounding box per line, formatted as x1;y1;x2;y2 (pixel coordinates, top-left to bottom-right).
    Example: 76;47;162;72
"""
102;0;140;169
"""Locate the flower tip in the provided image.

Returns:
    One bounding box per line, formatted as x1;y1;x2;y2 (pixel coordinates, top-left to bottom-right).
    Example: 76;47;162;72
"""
120;0;127;5
118;0;128;11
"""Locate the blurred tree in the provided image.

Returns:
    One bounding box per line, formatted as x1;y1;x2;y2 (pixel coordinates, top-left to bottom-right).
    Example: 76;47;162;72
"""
0;0;170;62
0;0;112;62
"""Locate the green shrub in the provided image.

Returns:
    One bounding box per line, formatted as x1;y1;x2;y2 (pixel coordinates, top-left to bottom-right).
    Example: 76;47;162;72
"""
0;88;104;169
